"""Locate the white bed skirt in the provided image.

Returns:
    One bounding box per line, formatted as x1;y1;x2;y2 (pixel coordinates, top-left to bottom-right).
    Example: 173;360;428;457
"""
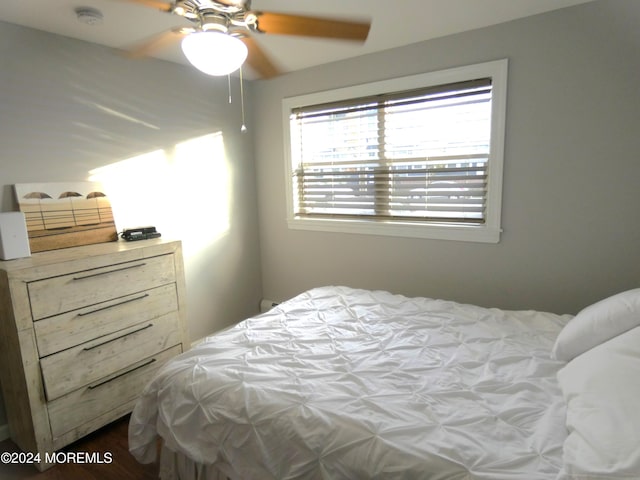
159;445;231;480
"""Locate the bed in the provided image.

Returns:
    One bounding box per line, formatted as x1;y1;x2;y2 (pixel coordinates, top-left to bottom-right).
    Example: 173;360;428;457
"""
129;285;640;480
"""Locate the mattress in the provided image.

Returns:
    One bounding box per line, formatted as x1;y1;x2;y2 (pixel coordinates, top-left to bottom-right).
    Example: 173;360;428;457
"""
129;286;571;479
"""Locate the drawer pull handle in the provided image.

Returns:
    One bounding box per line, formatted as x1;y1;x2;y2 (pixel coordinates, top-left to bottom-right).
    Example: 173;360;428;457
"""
72;262;147;281
87;358;157;390
77;293;150;317
83;323;154;351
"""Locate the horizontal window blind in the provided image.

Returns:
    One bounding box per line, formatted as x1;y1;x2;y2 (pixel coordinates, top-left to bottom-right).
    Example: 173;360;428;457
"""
290;78;492;224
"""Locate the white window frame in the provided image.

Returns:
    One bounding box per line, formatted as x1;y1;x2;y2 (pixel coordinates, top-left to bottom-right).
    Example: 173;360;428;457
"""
282;59;508;243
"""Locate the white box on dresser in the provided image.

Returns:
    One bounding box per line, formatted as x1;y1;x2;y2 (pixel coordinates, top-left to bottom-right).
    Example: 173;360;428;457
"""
0;212;30;260
0;238;189;470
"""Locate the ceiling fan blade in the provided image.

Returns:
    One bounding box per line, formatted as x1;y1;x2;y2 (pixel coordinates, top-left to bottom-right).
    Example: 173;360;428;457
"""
124;29;187;58
241;36;281;79
254;12;370;42
119;0;173;12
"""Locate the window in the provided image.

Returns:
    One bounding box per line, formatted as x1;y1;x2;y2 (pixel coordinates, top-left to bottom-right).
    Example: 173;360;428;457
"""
283;59;508;243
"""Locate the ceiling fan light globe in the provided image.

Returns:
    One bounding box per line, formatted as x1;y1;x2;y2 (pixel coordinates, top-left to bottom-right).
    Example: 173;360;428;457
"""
181;32;248;76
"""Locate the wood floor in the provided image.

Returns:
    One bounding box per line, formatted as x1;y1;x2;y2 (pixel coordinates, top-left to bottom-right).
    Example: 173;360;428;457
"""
0;416;159;480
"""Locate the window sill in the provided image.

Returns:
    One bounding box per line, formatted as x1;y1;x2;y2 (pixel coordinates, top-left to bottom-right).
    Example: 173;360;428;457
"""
287;217;501;243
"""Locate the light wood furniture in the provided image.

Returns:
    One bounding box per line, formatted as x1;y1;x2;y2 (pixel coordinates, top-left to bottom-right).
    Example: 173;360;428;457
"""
0;238;189;470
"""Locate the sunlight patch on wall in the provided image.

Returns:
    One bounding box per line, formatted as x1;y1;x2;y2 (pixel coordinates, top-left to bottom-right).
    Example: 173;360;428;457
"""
88;132;231;251
172;132;232;251
88;149;170;231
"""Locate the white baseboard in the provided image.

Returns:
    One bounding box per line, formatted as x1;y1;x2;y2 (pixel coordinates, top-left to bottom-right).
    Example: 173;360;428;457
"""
0;423;9;442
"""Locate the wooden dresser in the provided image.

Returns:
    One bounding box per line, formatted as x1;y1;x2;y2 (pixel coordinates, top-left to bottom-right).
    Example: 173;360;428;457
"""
0;238;189;470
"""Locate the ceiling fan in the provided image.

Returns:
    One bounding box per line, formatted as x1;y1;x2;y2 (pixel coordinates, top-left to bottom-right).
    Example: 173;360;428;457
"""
122;0;371;78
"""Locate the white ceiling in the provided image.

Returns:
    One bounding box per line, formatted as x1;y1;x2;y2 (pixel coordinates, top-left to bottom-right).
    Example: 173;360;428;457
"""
0;0;595;78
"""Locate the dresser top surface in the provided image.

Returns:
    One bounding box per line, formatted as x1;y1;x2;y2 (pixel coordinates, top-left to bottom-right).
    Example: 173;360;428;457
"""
0;238;181;273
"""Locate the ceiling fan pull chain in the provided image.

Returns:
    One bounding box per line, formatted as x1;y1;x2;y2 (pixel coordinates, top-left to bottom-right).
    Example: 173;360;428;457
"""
240;66;247;133
228;74;232;104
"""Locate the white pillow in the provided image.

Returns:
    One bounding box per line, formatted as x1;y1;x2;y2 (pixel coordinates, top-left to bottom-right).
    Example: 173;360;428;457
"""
556;325;640;479
551;288;640;362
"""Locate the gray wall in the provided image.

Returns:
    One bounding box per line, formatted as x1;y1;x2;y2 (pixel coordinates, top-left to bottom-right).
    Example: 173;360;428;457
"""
0;22;262;428
254;0;640;315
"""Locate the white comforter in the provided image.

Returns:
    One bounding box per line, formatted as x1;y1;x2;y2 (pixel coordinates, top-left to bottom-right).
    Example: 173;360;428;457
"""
129;286;571;479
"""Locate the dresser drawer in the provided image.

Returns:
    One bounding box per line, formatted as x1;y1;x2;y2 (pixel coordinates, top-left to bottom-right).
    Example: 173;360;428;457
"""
28;254;176;321
47;345;181;440
40;312;182;401
34;283;179;358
